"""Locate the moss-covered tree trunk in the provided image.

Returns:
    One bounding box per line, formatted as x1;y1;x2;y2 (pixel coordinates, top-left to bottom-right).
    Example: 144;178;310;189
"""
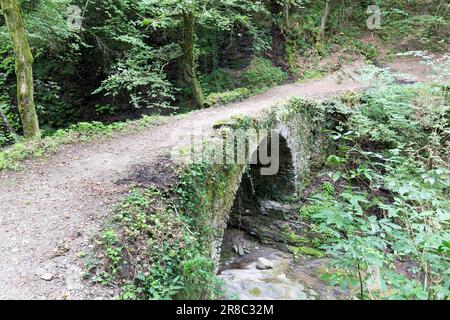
317;0;331;44
282;0;290;31
1;0;40;139
181;10;205;109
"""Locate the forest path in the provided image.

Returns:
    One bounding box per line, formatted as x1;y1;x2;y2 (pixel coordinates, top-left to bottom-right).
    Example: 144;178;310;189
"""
0;57;435;299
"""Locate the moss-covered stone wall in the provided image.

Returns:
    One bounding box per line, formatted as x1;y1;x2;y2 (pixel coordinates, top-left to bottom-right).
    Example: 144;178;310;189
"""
176;98;327;264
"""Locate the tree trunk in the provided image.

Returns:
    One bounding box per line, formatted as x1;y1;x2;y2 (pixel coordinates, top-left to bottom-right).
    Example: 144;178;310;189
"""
181;10;205;109
1;0;40;139
282;0;290;32
268;0;288;69
0;106;17;139
317;0;331;44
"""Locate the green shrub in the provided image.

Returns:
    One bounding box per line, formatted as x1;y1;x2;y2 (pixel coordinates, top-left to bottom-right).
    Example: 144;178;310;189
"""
93;45;178;110
205;88;251;107
91;187;218;300
200;68;236;95
309;82;450;300
383;9;449;53
181;256;217;300
240;57;287;90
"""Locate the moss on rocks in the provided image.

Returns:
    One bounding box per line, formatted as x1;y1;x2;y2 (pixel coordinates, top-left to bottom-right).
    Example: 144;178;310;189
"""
289;246;325;260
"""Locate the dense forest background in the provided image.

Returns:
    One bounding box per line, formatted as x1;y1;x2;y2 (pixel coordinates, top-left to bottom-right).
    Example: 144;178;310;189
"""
0;0;448;144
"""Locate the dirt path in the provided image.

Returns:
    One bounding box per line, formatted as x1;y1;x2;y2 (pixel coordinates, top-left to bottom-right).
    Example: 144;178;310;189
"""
0;59;437;299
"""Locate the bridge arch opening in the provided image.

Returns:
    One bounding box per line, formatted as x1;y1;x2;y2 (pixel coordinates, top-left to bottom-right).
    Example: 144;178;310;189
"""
221;131;297;253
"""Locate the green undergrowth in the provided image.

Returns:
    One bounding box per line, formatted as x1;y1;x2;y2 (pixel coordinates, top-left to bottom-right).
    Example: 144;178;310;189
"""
204;57;287;107
289;245;325;260
205;87;252;107
239;57;288;90
0;115;167;171
87;186;220;300
89;158;249;299
296;83;449;300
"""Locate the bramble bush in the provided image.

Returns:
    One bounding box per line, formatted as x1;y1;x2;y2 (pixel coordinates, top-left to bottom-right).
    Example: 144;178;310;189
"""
302;81;449;300
240;57;288;90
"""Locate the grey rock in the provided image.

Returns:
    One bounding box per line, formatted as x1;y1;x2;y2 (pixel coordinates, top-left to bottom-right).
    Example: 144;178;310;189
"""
218;261;310;300
41;273;54;281
256;257;274;270
238;244;245;256
258;200;296;218
35;268;46;276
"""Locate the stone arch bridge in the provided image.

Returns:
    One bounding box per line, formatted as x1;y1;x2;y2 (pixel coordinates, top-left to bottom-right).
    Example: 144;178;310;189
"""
169;99;326;262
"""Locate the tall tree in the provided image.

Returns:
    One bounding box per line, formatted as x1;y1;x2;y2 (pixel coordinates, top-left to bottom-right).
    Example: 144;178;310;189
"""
139;0;208;109
317;0;331;44
181;8;205;108
0;0;40;139
139;0;267;109
270;0;305;67
280;0;305;32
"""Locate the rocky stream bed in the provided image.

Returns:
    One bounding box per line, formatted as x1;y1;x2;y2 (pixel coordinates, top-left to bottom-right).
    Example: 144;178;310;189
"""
217;228;347;300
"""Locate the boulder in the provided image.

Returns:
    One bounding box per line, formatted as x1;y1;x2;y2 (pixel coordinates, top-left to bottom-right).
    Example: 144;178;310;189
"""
256;257;274;270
